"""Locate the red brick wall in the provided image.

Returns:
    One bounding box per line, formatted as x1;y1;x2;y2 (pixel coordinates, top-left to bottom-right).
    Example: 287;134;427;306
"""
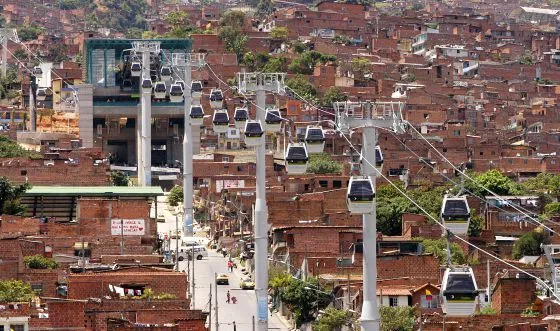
492;278;536;314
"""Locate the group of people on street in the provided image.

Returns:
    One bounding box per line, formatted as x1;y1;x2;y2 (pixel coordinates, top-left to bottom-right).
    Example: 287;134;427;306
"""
226;290;237;304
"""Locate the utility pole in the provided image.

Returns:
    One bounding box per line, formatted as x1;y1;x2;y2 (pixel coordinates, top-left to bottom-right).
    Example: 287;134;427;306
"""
237;72;286;331
214;272;219;331
172;52;206;236
191;241;195;308
333;101;405;331
120;219;124;255
208;283;212;330
29;74;37;132
252;316;255;331
175;216;179;270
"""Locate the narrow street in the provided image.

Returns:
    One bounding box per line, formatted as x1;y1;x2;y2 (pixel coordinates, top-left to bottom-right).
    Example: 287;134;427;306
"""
155;195;290;331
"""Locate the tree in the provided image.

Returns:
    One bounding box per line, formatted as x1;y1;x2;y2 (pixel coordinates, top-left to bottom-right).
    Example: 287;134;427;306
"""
0;177;30;216
333;35;351;45
218;26;248;57
376;182;410;235
321;86;347;107
269;27;289;41
0;136;32;158
57;0;88;10
468;212;484;237
256;0;275;17
421;238;466;265
544;202;560;218
379;306;415;331
351;57;371;79
512;228;548;259
168;185;184;207
165;10;189;26
313;308;354;331
0;280;35;303
24;255;58;269
523;173;560;197
465;169;520;197
289;51;336;75
48;44;70;62
219;11;246;29
279;278;324;326
286;74;318;103
17;25;44;42
125;28;144;39
262;57;288;73
110;171;129;186
306;153;342;175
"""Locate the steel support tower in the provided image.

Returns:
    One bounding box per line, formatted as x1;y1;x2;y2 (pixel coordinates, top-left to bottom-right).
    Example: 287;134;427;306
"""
237;72;286;331
0;28;18;78
333;101;405;331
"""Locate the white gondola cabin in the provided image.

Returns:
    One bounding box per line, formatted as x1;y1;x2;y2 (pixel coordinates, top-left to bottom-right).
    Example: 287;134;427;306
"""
36;88;47;101
154;82;167;99
160;66;172;81
375;145;383;167
209;89;223;109
304;126;325;154
176;80;185;91
347;176;375;214
441;196;470;235
169;84;184;102
212;109;229;133
441;267;478;316
141;79;152;93
189;105;205;126
131;62;141;77
33;67;42;75
285;143;308;174
265;108;282;133
234;108;248;130
243;120;264;147
191;81;202;99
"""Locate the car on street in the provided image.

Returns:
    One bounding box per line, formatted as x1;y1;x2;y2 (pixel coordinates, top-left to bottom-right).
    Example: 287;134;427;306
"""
239;276;255;290
216;273;229;285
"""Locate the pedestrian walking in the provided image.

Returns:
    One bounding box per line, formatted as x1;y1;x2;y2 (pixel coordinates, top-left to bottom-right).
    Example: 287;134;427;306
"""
233;321;237;331
227;260;233;273
226;290;231;304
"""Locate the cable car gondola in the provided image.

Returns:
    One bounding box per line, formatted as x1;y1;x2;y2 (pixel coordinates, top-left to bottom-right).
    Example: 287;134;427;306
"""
154;82;167;99
358;145;384;176
285;143;308;174
191;81;202;99
244;120;264;147
304;126;325;154
141;78;152;93
209;89;223;109
347;176;375;214
160;66;172;81
36;88;47;101
212;109;229;133
265;108;282;133
131;62;141;77
189;105;205;126
441;267;478;316
33;67;42;75
234;107;248;130
176;80;185;91
441;196;470;235
169;83;184;102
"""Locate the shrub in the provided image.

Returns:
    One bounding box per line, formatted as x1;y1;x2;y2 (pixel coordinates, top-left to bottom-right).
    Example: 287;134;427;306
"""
24;255;58;269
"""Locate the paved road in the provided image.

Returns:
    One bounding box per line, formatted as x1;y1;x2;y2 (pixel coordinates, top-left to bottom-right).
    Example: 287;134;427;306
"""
154;195;289;331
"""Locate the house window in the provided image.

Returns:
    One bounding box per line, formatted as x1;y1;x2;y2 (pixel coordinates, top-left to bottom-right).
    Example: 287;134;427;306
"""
480;151;484;156
287;234;295;248
389;296;399;307
319;180;328;188
420;295;438;308
31;283;43;295
223;156;230;162
443;148;447;153
333;180;342;189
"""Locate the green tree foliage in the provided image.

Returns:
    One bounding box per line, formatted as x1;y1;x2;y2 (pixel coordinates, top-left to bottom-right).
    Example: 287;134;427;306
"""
256;0;275;17
465;169;521;197
321;86;347;107
57;0;89;10
512;229;548;259
17;25;44;42
168;185;184;207
0;136;39;158
125;28;144;39
468;212;484;237
162;10;202;38
306;153;342;175
242;52;270;71
421;238;466;265
219;11;246;29
0;177;29;216
290;40;310;54
218;26;248;56
333;35;351;45
269;27;289;41
48;44;70;62
110;171;129;186
523;173;560;196
24;255;58;269
351;57;371;79
0;280;34;303
313;308;354;331
279;278;323;326
0;68;19;100
165;10;189;26
544;202;560;218
263;57;288;73
289;51;335;75
86;0;148;32
286;74;317;103
379;306;415;331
